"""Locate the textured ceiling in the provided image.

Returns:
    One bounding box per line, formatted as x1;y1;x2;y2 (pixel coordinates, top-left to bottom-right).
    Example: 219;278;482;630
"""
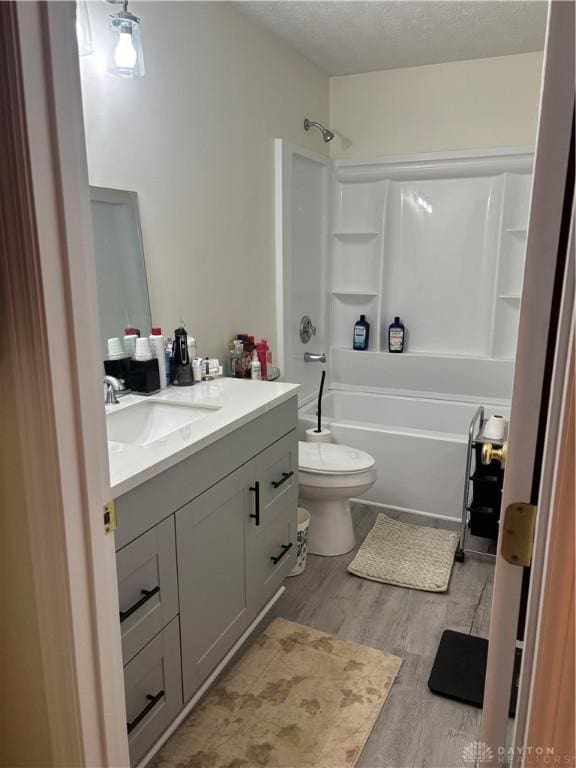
235;1;547;76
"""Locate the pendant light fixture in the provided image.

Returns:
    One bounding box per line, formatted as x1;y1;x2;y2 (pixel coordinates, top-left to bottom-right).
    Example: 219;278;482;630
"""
107;0;145;79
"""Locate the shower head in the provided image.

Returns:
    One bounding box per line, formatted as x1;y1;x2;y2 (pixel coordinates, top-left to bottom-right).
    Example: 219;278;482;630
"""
304;118;335;143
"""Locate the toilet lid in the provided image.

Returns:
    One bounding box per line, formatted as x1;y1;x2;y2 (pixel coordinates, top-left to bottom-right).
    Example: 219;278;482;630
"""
299;441;375;475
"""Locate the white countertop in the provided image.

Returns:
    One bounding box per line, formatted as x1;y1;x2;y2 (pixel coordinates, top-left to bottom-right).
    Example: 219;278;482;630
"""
107;377;300;497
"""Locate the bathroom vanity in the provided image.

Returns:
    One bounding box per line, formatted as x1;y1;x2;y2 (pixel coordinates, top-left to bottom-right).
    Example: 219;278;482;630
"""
108;379;299;765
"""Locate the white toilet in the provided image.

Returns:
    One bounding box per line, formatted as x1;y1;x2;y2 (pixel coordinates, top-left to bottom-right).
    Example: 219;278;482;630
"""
298;441;377;556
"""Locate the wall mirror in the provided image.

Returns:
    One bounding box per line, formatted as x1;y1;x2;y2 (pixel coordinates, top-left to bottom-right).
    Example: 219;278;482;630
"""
89;186;152;358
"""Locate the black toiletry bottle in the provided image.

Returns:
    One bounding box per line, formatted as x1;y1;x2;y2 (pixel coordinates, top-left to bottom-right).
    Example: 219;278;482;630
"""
353;314;370;350
388;316;405;353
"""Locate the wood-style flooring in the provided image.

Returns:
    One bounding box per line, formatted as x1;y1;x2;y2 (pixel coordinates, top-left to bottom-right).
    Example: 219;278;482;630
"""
258;504;497;768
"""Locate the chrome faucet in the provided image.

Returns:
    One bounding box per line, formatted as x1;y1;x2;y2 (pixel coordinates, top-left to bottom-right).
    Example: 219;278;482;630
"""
103;375;121;405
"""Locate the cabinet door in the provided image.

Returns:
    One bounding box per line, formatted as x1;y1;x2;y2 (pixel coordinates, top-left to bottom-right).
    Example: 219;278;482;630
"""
248;432;298;607
247;494;297;608
176;461;254;703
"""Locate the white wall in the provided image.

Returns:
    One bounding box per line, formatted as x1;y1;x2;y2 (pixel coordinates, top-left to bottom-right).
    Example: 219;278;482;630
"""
329;52;543;158
81;1;328;360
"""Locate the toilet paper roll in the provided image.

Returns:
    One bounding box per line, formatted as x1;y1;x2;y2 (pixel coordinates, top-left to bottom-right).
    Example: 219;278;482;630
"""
305;428;332;443
484;414;506;440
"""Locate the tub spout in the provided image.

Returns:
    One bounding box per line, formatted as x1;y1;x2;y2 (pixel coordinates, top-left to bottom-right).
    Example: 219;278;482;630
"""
304;352;326;363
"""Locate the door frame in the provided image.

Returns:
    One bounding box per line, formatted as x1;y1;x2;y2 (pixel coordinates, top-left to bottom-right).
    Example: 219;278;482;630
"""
519;205;574;766
2;1;573;766
480;0;575;759
1;2;128;765
275;139;331;404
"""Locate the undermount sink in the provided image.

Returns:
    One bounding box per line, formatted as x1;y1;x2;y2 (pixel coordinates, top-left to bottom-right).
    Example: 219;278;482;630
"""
106;399;221;447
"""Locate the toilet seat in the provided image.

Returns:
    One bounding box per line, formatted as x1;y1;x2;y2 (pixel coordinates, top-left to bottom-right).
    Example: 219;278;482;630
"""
298;441;375;475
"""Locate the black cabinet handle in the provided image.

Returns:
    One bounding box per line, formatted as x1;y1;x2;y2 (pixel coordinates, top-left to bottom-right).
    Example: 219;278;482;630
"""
270;542;293;565
127;690;164;734
271;471;294;489
249;482;260;526
119;586;160;623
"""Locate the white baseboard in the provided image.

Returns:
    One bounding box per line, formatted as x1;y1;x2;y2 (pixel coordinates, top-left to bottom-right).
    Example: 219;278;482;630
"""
351;497;460;524
137;586;286;768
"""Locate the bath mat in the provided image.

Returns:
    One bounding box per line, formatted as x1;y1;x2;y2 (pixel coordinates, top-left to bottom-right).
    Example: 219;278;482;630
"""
348;514;458;592
150;618;402;768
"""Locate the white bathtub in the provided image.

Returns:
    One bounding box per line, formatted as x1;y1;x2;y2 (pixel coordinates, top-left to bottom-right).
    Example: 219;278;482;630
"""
299;390;504;521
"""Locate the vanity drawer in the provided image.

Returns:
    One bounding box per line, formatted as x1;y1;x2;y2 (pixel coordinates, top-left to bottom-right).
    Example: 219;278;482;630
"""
117;516;178;664
124;617;183;767
253;430;298;525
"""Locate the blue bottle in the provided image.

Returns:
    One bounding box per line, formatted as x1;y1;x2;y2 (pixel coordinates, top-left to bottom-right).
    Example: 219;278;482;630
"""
388;316;405;353
353;314;370;350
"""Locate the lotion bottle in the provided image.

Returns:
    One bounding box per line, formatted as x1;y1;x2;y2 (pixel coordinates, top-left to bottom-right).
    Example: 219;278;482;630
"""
251;350;262;380
123;326;139;358
149;327;167;389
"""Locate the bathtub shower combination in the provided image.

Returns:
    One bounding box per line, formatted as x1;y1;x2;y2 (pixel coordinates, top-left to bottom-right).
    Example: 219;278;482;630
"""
300;389;510;522
277;145;527;529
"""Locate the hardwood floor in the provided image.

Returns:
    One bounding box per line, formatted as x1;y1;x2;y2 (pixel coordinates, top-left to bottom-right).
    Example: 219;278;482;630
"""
261;504;497;768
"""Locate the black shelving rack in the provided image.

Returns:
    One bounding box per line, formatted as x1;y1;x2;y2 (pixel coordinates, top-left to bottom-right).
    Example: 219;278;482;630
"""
429;408;517;714
455;406;507;563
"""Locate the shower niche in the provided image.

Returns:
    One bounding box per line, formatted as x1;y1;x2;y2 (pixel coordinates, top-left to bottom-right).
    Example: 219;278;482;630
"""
328;149;533;363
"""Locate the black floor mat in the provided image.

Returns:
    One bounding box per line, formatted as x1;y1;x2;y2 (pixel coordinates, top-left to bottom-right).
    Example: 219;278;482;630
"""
428;629;520;717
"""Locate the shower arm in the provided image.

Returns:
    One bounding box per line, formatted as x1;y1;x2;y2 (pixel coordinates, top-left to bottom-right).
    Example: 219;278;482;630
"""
304;119;324;132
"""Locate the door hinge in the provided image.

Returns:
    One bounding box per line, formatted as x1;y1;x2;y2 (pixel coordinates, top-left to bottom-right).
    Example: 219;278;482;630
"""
103;500;117;534
501;502;537;567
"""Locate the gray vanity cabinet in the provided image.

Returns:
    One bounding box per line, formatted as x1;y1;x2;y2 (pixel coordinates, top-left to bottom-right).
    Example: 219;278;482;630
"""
176;461;254;701
114;396;298;764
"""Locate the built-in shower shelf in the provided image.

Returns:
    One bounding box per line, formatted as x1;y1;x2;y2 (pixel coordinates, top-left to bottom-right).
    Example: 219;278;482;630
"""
499;293;521;301
332;231;380;240
332;289;378;297
505;227;528;237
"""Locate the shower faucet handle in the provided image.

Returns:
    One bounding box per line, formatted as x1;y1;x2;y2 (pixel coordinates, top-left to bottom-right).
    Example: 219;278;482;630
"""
304;352;326;363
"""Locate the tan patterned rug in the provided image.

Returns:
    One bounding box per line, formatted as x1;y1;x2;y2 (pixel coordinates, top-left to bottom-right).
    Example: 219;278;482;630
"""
348;513;459;592
151;618;402;768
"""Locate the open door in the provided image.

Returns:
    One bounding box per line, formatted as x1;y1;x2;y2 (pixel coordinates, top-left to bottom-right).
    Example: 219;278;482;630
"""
1;3;129;765
480;0;575;760
275;140;330;404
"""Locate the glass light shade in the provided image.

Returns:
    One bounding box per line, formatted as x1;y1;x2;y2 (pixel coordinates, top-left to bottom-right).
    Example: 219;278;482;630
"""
108;16;145;78
76;0;93;56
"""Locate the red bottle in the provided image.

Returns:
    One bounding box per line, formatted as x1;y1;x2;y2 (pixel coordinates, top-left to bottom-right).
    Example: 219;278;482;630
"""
256;340;269;380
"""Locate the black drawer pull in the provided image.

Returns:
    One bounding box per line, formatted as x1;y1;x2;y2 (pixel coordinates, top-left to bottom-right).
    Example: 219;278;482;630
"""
271;471;294;489
270;542;293;565
127;689;164;734
249;482;260;526
119;586;160;623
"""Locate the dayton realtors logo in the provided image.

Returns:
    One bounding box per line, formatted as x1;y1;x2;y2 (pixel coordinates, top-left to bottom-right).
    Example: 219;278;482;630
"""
463;742;575;765
463;741;494;764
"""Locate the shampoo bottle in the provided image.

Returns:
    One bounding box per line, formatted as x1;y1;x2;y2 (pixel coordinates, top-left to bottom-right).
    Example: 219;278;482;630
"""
353;314;370;351
388;316;405;353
